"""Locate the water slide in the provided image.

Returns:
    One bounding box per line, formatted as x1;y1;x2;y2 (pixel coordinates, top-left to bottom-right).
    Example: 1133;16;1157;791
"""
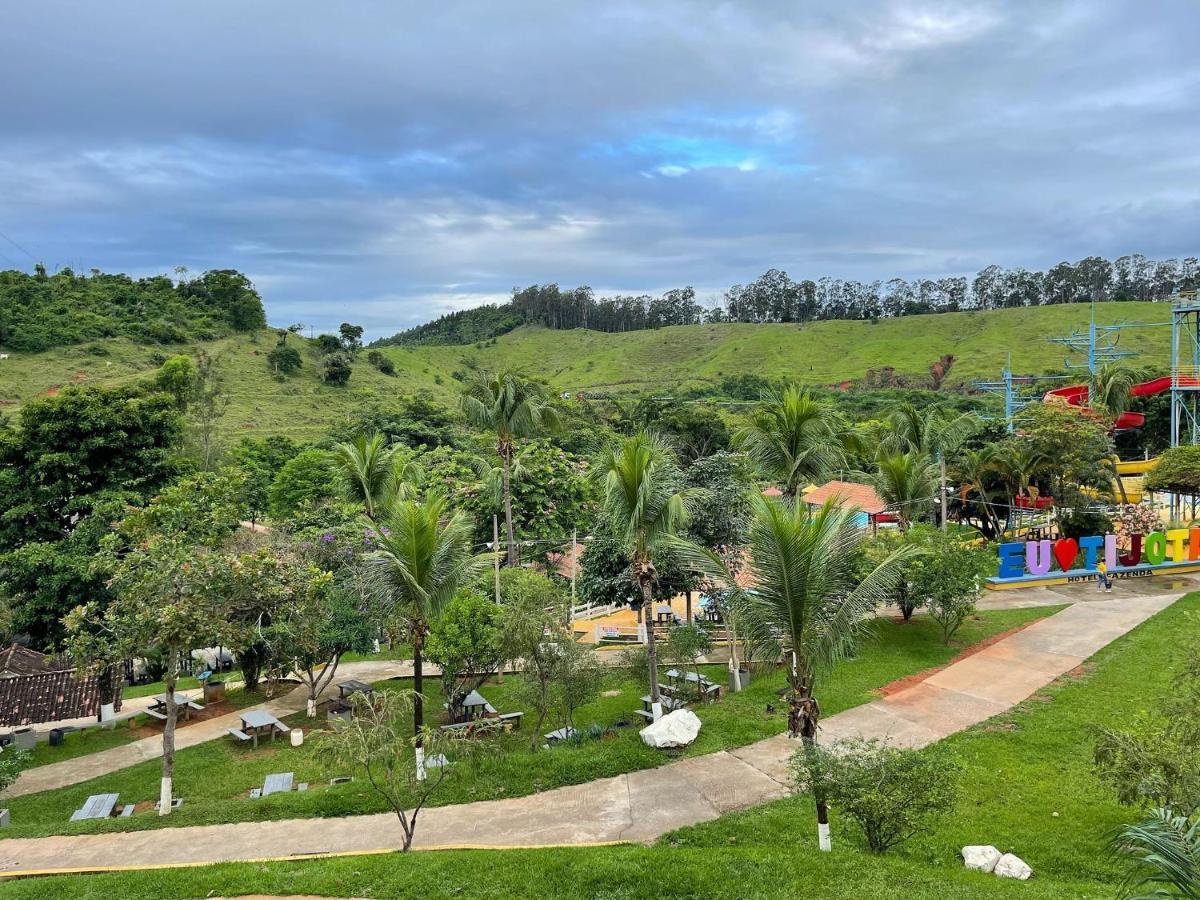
1043;375;1173;430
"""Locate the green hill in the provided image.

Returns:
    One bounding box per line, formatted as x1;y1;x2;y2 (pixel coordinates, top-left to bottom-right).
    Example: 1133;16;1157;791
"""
0;302;1175;443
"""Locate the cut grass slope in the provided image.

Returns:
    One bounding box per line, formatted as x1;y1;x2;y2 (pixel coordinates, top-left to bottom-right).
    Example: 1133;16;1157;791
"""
0;607;1052;840
0;302;1173;444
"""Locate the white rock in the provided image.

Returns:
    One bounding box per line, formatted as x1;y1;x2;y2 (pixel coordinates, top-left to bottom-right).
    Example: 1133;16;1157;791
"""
640;708;701;748
961;845;1001;873
994;853;1032;880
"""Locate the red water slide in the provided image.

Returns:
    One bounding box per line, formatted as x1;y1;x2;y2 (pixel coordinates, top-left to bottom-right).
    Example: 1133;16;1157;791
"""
1044;375;1173;429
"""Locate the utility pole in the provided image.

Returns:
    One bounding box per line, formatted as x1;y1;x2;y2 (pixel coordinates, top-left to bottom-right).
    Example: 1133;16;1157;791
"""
571;528;577;607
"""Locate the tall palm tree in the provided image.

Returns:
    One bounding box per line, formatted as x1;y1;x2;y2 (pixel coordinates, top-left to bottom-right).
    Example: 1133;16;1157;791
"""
871;450;938;531
734;385;846;497
884;403;978;529
955;447;1004;538
595;431;690;721
729;496;909;850
461;369;561;566
370;494;490;777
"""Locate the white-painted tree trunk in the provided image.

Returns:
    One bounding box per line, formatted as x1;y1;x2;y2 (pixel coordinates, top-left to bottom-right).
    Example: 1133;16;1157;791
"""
159;777;172;816
651;701;663;721
100;703;116;728
415;746;426;782
818;822;831;851
306;698;317;718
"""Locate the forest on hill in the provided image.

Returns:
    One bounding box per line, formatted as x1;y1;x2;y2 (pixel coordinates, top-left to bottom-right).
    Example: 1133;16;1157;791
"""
0;267;266;352
375;252;1198;346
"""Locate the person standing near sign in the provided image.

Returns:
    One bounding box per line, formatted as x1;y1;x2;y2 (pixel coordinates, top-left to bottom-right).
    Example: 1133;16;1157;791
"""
1097;560;1112;592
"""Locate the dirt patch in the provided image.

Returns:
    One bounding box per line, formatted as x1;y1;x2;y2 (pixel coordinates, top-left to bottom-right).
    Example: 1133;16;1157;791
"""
71;370;88;383
874;618;1045;698
43;385;60;396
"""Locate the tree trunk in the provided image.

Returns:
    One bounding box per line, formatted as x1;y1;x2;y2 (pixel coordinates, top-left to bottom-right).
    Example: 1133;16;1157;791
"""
501;446;517;567
641;580;662;720
160;648;179;816
685;590;692;624
412;627;426;781
939;454;948;531
788;660;830;850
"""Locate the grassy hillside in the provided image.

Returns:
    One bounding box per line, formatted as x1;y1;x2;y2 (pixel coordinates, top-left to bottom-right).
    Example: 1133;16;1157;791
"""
0;302;1174;443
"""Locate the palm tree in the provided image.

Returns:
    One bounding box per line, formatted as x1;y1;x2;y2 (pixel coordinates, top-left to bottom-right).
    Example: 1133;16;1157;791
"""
461;369;561;566
871;450;938;531
595;431;690;721
955;447;1004;538
334;432;391;520
884;403;977;529
1089;363;1143;418
733;496;909;850
370;494;490;778
334;432;425;520
734;385;846;497
1113;808;1200;899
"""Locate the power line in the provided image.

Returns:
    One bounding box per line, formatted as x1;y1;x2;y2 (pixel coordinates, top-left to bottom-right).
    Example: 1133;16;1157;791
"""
0;228;38;264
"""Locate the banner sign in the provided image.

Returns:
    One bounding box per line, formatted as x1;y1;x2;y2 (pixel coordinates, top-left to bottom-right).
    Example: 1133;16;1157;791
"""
990;528;1200;588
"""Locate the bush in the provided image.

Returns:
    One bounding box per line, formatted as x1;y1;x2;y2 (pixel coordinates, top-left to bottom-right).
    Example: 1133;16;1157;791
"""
790;738;959;853
319;352;353;385
268;344;302;376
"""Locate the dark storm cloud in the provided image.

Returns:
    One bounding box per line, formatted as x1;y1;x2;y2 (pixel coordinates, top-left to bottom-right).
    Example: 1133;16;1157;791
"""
1;1;1197;335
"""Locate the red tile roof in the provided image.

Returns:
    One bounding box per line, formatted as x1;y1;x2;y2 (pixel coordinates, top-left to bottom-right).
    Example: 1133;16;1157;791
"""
802;481;887;516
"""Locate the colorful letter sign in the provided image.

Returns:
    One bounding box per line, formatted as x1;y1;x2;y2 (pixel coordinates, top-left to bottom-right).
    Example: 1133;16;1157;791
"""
991;528;1200;587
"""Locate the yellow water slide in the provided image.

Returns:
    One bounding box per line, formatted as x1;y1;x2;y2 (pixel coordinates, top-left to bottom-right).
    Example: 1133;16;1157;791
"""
1112;456;1161;503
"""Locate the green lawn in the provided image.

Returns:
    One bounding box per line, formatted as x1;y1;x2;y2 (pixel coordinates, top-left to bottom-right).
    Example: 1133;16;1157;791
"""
6;593;1187;899
0;301;1172;445
21;684;275;770
0;607;1053;840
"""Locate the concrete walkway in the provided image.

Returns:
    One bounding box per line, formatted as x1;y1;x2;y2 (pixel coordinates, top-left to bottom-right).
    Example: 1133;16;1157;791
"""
0;588;1184;876
4;660;416;799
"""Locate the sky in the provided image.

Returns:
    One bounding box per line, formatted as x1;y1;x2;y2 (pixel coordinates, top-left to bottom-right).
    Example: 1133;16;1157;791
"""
2;1;1199;338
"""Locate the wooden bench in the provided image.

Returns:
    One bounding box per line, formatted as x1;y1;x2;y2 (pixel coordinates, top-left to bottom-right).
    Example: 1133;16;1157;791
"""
227;728;252;743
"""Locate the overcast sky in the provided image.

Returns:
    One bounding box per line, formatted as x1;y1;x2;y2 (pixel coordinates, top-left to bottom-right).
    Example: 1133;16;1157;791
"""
2;2;1198;337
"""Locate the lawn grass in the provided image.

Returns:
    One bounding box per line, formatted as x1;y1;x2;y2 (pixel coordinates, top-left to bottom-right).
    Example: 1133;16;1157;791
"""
21;685;274;770
0;606;1054;839
6;593;1187;900
0;301;1172;445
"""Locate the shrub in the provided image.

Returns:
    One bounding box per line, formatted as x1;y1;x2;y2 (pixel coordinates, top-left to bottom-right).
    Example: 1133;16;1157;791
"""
268;344;302;376
319;352;353;385
790;738;959;853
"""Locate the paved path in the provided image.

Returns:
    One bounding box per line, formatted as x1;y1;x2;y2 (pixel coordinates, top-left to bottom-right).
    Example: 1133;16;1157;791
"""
0;588;1184;876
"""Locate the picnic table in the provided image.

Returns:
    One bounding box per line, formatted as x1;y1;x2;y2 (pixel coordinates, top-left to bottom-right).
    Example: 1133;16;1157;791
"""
641;694;686;713
239;709;290;748
544;727;578;744
460;689;497;721
149;693;205;722
70;793;118;821
337;680;374;700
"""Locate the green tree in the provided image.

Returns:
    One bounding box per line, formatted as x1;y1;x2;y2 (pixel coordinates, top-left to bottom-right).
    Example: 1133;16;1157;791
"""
904;527;989;643
1088;363;1144;417
426;590;505;721
269;448;338;519
883;402;977;529
734;385;846;496
460;369;561;566
66;472;266;816
871;450;936;531
317;690;467;851
370;494;490;778
189;351;229;470
665;624;712;701
267;344;302;376
227;436;300;525
319;351;354;385
338;323;364;354
333;433;398;521
550;639;605;733
594;431;691;720
1146;445;1200;496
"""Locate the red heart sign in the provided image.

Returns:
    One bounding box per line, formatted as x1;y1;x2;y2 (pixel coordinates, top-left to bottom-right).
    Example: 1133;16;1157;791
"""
1053;538;1079;571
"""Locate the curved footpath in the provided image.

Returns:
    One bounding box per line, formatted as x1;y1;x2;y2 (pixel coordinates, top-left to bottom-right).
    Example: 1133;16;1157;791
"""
0;587;1185;877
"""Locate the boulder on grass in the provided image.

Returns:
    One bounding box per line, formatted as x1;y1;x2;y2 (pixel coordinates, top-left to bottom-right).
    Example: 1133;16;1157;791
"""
994;853;1032;880
961;845;1001;873
640;709;701;748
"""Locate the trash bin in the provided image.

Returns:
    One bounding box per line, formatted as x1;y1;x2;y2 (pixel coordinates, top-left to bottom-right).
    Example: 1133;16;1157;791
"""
203;680;226;704
290;729;303;747
49;728;65;747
